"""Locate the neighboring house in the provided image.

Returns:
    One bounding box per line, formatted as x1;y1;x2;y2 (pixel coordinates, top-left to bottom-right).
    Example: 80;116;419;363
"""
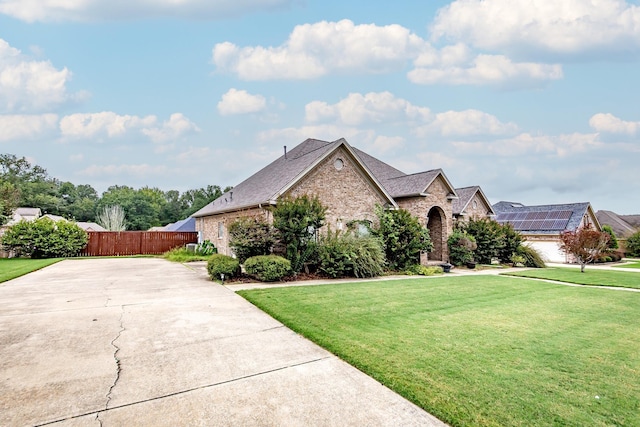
192;138;492;262
493;201;601;263
596;210;638;239
41;214;107;232
150;217;196;232
8;207;42;224
452;186;495;222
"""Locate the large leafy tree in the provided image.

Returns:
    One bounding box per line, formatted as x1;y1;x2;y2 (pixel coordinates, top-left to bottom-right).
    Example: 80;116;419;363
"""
272;195;326;273
559;226;610;272
0;182;20;226
372;206;432;271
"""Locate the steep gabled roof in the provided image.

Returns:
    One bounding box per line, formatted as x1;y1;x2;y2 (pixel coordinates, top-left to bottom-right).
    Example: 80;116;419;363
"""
192;138;397;217
493;201;598;234
596;210;637;238
164;217;196;232
453;186;495;216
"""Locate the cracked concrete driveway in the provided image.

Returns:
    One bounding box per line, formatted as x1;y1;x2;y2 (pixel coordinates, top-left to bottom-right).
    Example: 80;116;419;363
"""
0;258;446;426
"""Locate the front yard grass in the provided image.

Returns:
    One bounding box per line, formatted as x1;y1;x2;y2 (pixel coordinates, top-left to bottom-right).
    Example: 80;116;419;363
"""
614;261;640;269
502;267;640;289
239;276;640;427
0;258;62;283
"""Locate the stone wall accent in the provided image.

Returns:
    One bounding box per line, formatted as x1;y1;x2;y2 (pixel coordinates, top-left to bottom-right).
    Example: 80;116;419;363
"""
285;147;388;232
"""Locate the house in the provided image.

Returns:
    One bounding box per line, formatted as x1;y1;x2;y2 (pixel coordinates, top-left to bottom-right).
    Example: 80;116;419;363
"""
452;186;495;222
493;201;601;263
149;217;196;232
42;214;106;232
595;210;638;239
193;138;491;263
8;207;42;224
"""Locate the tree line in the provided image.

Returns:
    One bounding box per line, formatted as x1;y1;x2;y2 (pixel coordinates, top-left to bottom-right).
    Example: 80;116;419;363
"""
0;154;231;230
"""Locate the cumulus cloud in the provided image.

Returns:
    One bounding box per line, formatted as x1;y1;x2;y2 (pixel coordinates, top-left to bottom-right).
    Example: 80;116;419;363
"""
409;49;563;87
217;88;266;115
589;113;640;135
0;0;294;22
141;113;200;143
212;19;426;80
0;39;83;112
306;92;431;126
78;163;170;178
431;0;640;58
414;109;518;137
0;113;58;141
60;112;156;139
59;111;198;143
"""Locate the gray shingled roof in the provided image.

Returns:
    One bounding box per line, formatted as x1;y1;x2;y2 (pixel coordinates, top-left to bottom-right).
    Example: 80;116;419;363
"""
193;139;348;217
452;186;495;216
493;201;594;234
596;210;637;238
192;138;458;217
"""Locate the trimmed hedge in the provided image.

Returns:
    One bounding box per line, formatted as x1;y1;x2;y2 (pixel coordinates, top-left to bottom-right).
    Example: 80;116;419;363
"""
207;253;240;282
1;217;88;258
244;255;291;282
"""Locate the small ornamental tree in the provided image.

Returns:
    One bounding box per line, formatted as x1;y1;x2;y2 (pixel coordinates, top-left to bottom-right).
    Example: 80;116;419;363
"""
626;230;640;257
601;225;619;250
559;227;610;272
228;217;275;263
372;206;432;271
272;195;326;273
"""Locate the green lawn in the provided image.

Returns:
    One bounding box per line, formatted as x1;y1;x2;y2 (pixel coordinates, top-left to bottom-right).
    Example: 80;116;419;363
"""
614;261;640;269
502;267;640;289
239;276;640;427
0;258;62;283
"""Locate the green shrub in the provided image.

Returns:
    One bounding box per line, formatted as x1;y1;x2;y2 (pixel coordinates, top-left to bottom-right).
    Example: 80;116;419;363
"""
244;255;291;282
318;231;385;278
602;225;619;250
196;240;217;256
516;245;546;268
228;218;274;263
447;230;477;266
403;264;443;276
1;218;88;258
163;247;211;262
371;206;432;271
207;253;240;282
625;231;640;257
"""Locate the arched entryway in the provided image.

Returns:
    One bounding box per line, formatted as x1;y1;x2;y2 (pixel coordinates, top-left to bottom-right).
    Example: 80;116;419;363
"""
427;206;446;262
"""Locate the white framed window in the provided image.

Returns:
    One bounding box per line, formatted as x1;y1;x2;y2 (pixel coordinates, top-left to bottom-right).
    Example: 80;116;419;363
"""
218;222;224;239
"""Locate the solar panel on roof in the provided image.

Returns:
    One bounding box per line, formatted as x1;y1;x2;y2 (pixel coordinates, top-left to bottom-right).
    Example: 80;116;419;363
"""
558;210;572;220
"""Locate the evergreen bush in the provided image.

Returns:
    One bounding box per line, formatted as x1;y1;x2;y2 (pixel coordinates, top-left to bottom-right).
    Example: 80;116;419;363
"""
207;253;240;282
1;217;88;258
447;230;477;266
624;230;640;257
244;255;291;282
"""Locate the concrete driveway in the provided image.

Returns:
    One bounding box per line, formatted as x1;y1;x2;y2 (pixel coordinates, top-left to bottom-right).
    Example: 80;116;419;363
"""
0;258;446;426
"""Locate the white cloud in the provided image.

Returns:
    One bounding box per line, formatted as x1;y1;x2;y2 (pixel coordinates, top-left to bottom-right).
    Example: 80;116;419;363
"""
141;113;200;143
59;111;198;143
0;113;58;141
409;51;563;87
59;111;156;139
212;19;426;80
217;88;266;115
589;113;640;135
0;0;294;22
451;132;602;157
0;39;83;112
306;91;431;126
431;0;640;58
414;109;518;137
78;163;169;178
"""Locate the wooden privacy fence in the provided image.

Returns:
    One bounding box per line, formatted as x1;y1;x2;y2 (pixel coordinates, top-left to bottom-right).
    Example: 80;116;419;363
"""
79;231;198;257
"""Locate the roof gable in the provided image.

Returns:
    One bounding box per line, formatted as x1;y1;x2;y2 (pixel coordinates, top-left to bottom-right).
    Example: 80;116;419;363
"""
192;138;397;217
453;186;495;216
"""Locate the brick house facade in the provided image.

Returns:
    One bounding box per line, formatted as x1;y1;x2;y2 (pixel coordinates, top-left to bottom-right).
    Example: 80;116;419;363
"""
193;138;490;263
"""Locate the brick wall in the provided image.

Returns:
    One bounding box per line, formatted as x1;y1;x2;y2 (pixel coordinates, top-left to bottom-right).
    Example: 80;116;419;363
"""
397;175;454;262
285;147;388;232
196;207;268;256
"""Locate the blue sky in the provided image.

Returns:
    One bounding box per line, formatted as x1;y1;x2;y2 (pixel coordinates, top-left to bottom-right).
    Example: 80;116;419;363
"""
1;0;639;214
